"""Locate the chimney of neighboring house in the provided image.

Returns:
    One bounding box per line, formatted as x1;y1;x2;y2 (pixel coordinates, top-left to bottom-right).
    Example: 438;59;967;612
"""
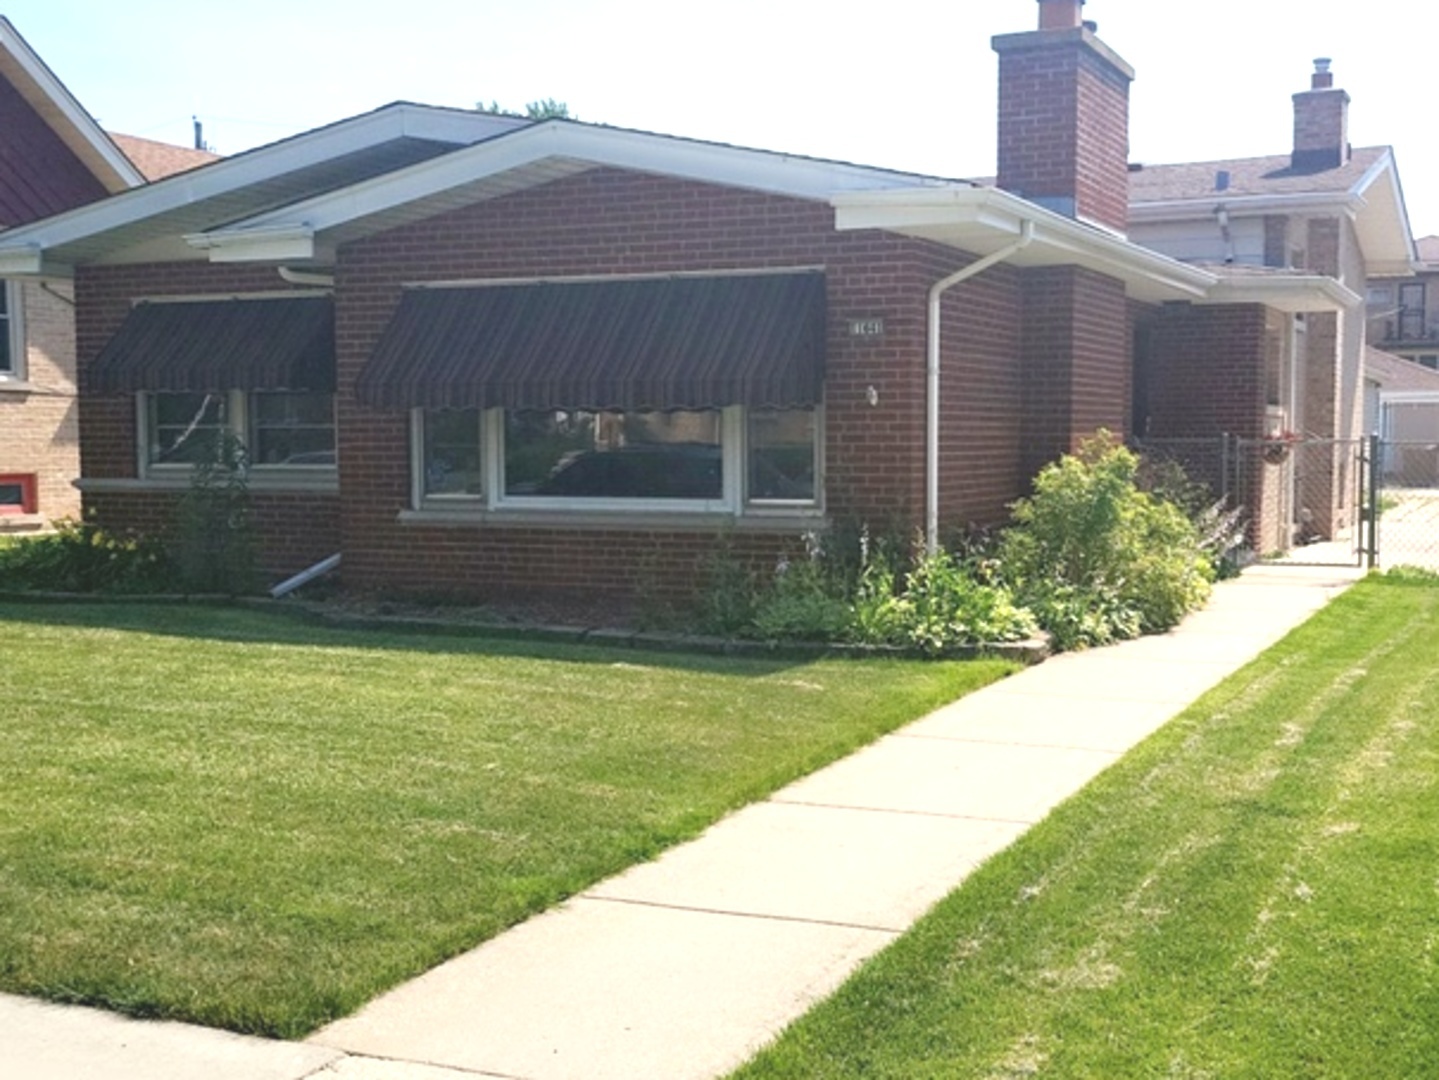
1292;58;1350;170
994;0;1135;233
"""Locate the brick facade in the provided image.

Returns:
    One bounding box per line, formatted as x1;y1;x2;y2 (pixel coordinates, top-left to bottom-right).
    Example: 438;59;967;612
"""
70;168;1139;601
0;281;80;527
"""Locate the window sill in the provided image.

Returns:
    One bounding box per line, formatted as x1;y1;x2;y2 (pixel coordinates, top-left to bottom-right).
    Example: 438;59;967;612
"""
0;512;46;532
0;379;37;395
78;473;340;496
398;506;826;533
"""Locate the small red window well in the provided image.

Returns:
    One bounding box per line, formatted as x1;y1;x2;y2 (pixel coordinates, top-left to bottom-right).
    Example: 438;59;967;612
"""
0;473;37;514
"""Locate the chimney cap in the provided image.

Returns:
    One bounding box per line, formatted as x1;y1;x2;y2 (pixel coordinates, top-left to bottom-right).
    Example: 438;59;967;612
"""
1314;57;1332;74
1310;57;1335;90
1037;0;1085;31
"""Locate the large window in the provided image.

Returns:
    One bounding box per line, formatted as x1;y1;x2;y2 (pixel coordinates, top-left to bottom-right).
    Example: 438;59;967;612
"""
142;391;336;472
413;406;819;513
505;410;723;501
0;281;21;379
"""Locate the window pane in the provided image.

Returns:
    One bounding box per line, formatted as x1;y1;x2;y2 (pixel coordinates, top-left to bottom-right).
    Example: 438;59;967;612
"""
0;285;11;374
748;408;816;502
149;393;227;465
250;392;336;465
505;409;722;500
423;409;483;497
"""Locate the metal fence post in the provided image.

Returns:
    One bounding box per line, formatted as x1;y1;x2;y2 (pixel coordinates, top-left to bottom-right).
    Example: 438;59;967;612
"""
1366;432;1381;569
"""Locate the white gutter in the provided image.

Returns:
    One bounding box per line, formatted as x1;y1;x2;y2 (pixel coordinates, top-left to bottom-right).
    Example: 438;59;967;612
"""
925;219;1035;554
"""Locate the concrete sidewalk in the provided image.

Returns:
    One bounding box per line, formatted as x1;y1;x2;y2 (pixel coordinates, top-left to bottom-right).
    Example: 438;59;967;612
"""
2;564;1361;1080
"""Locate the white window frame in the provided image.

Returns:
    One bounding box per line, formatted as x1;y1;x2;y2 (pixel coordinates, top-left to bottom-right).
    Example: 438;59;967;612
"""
137;390;338;483
410;405;824;517
0;280;24;382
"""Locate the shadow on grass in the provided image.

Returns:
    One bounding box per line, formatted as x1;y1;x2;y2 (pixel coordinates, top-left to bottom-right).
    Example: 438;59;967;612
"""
0;596;838;676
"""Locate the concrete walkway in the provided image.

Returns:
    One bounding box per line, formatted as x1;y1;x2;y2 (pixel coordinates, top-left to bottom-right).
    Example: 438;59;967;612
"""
2;564;1361;1080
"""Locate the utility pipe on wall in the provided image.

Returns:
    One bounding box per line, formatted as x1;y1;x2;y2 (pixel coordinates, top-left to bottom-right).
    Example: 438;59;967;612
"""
926;219;1035;554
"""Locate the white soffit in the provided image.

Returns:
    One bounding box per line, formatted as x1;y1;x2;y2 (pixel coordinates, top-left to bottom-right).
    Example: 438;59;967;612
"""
1201;273;1360;313
187;121;965;261
0;104;526;274
833;186;1216;304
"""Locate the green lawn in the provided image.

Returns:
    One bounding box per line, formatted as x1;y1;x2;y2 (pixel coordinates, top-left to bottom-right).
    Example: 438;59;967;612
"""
732;573;1439;1079
0;601;1014;1037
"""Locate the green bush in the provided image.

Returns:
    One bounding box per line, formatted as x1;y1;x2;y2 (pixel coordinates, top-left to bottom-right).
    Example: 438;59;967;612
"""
750;534;850;641
1001;434;1213;649
0;519;171;594
892;547;1037;655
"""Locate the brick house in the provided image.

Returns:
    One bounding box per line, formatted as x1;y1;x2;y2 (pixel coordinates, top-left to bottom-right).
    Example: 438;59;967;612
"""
0;0;1397;598
0;17;215;532
1127;58;1413;552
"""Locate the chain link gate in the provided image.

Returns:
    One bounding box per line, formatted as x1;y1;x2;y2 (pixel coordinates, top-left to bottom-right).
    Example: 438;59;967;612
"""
1134;435;1375;569
1373;435;1439;571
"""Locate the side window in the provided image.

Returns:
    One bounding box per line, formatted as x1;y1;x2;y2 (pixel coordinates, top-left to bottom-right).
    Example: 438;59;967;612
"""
421;408;483;498
0;281;20;379
250;392;336;466
146;392;229;466
747;407;818;504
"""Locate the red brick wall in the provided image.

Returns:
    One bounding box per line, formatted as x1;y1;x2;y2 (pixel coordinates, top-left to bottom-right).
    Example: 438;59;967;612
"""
1019;266;1131;478
69;170;1138;602
1140;303;1267;440
995;29;1131;233
84;489;341;579
332;169;1027;598
73;262;340;576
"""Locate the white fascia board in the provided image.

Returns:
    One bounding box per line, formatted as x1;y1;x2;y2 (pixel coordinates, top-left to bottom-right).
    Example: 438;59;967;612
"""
0;105;516;266
0;17;144;191
0;245;45;276
185;225;315;263
1202;274;1360;314
1380;389;1439;404
833;186;1216;300
191;121;963;252
1350;153;1417;272
1128;191;1356;224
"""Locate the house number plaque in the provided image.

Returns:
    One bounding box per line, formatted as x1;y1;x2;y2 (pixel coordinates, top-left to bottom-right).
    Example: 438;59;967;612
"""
848;318;885;339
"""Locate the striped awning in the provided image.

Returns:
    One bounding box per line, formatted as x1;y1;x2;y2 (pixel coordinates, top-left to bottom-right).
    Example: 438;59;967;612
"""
355;272;826;411
91;295;335;393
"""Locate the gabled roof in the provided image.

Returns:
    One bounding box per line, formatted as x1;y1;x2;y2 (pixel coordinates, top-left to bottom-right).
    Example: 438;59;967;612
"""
1366;347;1439;394
110;133;220;181
1129;146;1414;277
1129;147;1389;202
0;17;143;194
1415;235;1439;267
0;103;527;273
186;118;967;264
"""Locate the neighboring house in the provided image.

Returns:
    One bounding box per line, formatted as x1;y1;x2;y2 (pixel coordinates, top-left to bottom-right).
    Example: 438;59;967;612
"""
1364;347;1439;485
1366;235;1439;370
0;17;216;531
1127;58;1413;553
0;0;1399;598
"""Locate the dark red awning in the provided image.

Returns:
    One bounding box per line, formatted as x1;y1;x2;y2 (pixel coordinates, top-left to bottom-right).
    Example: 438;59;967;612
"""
91;295;334;393
356;272;825;411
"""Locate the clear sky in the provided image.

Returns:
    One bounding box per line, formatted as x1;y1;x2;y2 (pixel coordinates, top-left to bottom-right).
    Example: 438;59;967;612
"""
7;0;1438;236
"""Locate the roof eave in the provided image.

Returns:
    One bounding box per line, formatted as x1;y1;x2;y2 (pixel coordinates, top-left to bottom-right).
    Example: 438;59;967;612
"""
185;120;970;262
1200;273;1360;314
832;186;1216;303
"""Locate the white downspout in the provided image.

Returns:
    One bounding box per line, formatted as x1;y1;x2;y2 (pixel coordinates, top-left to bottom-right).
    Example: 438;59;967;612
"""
926;219;1035;554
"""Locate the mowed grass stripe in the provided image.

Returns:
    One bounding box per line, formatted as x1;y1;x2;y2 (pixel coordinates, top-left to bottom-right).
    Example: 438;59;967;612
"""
0;602;1015;1037
732;576;1439;1079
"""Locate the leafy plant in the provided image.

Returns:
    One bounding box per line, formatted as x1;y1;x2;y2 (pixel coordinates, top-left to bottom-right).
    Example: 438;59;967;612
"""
0;519;171;594
1002;433;1213;649
750;532;850;641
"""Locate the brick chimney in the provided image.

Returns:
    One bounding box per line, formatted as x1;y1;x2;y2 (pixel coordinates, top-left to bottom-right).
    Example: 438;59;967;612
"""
1292;58;1349;170
994;0;1135;233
